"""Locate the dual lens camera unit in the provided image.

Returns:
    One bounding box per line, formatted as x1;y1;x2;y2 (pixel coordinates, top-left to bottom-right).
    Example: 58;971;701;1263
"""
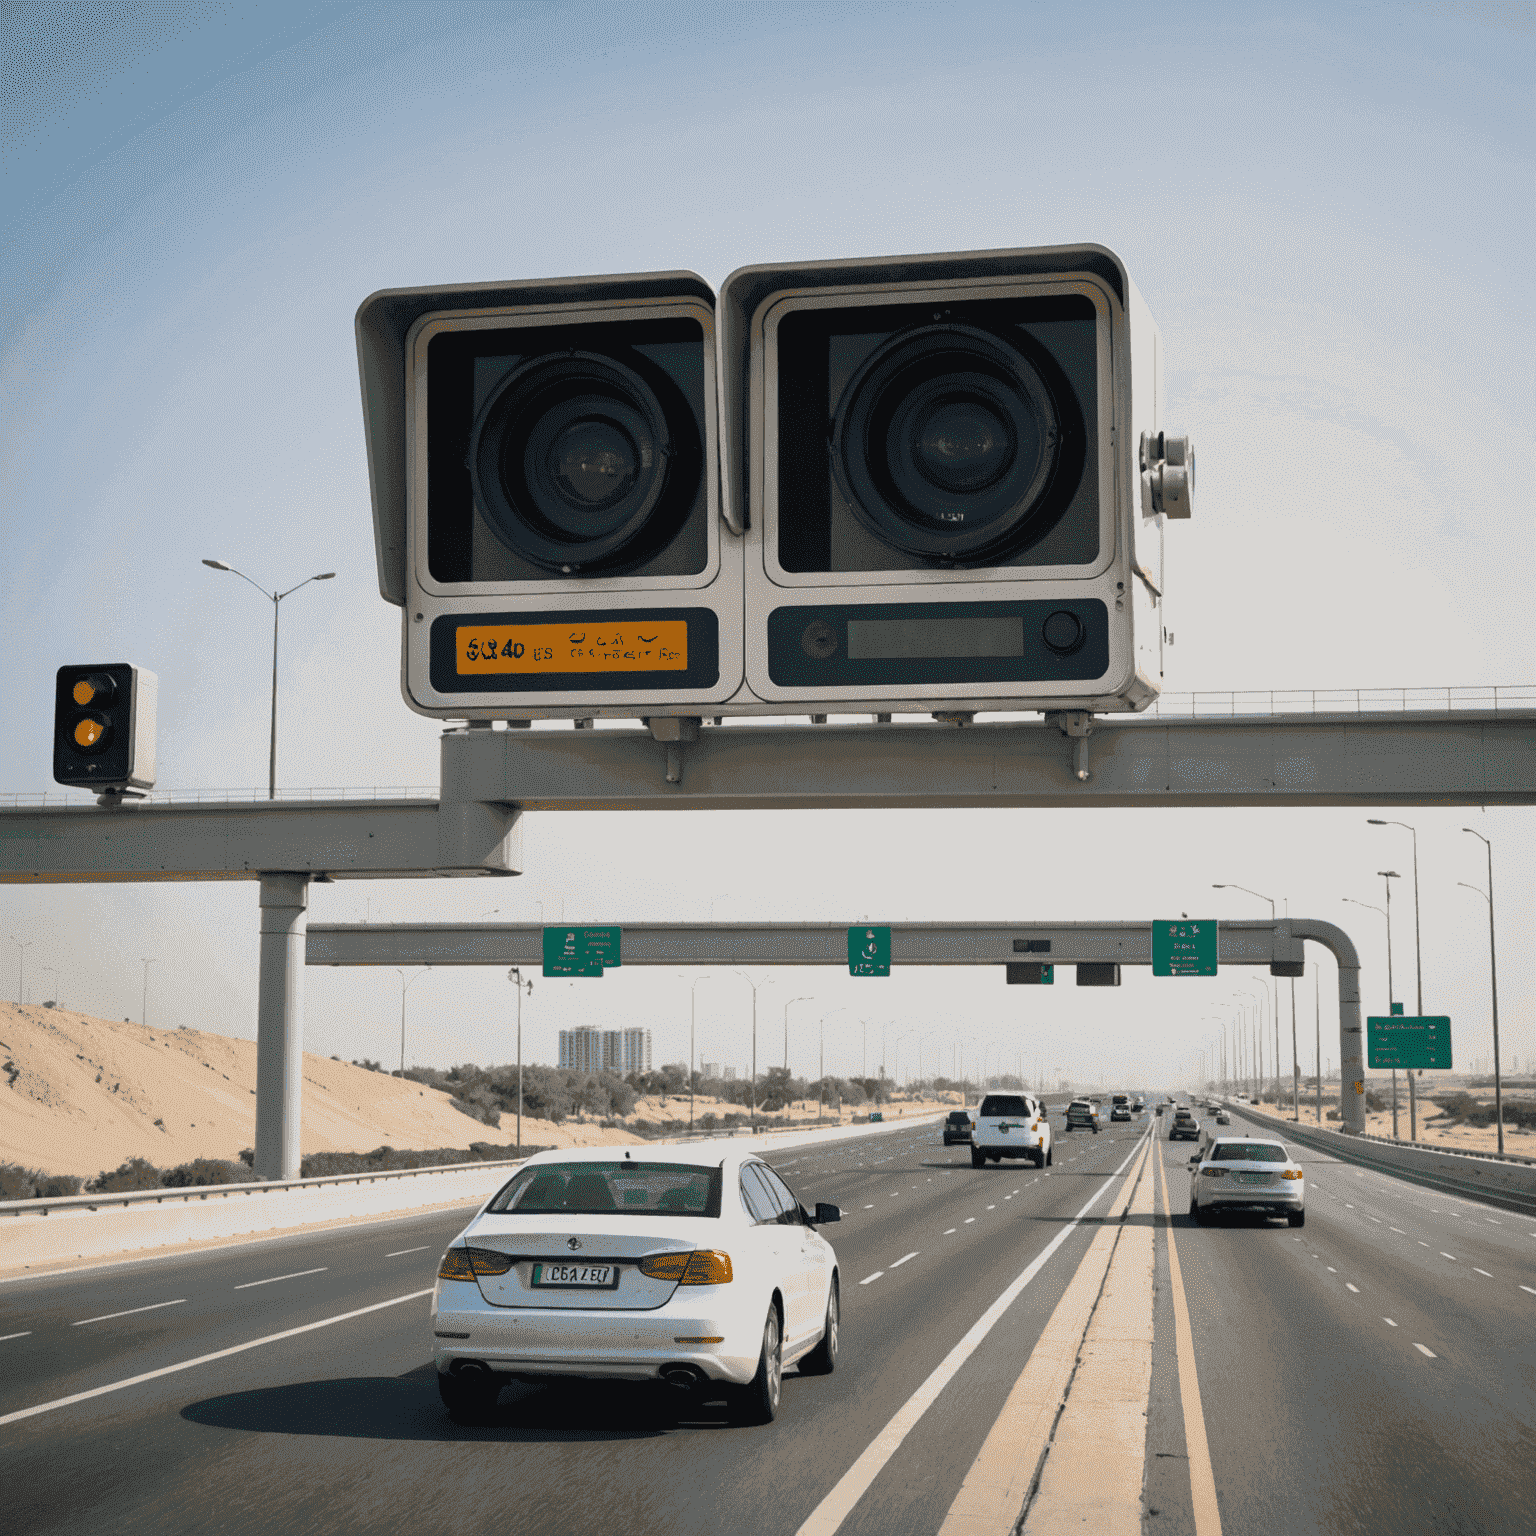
356;245;1188;722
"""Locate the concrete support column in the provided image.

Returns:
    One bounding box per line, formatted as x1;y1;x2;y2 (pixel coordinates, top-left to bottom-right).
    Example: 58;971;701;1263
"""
1291;919;1365;1135
255;872;309;1180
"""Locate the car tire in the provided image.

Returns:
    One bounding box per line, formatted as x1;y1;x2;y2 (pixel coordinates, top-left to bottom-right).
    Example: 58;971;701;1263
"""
1288;1209;1305;1228
732;1304;783;1424
800;1279;839;1376
989;1153;1001;1163
1194;1202;1211;1225
438;1369;501;1422
1046;1143;1053;1167
1092;1126;1098;1134
971;1146;985;1168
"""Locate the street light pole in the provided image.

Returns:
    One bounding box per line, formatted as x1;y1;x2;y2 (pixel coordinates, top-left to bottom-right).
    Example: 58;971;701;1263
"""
1314;964;1322;1124
140;957;154;1028
690;977;709;1136
1377;870;1415;1137
507;967;532;1152
734;972;761;1133
394;967;429;1077
202;561;336;798
9;938;34;1005
1344;894;1395;1137
1461;827;1503;1154
783;996;812;1074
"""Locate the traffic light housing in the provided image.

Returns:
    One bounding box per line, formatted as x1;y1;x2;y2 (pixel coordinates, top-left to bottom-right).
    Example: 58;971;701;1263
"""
53;664;157;791
355;271;742;720
720;244;1186;716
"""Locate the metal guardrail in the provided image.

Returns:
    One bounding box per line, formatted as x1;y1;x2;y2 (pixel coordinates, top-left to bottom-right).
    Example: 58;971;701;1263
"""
1143;684;1533;718
0;786;440;809
1224;1103;1536;1216
0;1155;528;1219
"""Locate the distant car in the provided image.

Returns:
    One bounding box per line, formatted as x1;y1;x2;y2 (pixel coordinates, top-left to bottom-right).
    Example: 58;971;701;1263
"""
1065;1099;1101;1134
971;1093;1053;1168
1168;1107;1200;1142
943;1110;974;1146
1110;1093;1131;1122
1132;1099;1145;1112
1188;1137;1305;1226
1215;1109;1231;1125
431;1147;842;1425
1155;1103;1166;1117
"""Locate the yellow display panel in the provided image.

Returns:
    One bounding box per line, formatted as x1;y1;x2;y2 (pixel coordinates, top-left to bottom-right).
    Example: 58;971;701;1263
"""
457;620;689;675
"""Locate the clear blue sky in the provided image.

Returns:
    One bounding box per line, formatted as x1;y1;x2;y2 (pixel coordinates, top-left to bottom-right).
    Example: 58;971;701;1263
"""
2;2;1531;1092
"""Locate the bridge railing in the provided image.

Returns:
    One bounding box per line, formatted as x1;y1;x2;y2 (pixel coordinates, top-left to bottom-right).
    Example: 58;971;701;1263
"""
1144;684;1533;718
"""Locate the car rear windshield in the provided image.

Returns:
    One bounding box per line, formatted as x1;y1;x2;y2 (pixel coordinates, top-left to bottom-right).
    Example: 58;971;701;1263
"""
980;1095;1031;1117
486;1161;723;1217
1113;1095;1129;1104
947;1111;970;1123
1210;1143;1289;1163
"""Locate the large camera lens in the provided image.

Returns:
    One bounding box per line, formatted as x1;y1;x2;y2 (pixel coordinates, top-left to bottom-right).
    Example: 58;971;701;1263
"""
831;323;1073;564
469;351;697;572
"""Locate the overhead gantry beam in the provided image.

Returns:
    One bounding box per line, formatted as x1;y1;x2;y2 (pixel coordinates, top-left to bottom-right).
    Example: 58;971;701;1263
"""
306;918;1367;1134
440;710;1536;810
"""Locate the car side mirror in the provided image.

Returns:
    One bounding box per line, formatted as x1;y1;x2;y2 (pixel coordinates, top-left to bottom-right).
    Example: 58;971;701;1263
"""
814;1202;842;1225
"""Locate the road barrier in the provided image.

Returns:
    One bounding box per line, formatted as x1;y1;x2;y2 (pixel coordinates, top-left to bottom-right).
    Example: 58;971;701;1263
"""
0;1111;946;1273
1228;1104;1536;1216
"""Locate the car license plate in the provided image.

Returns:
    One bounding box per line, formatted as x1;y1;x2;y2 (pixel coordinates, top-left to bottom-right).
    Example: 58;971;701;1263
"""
531;1262;617;1287
1236;1173;1271;1185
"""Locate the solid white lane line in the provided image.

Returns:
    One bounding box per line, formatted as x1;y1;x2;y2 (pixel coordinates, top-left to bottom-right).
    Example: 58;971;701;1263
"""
1384;1317;1398;1326
859;1272;884;1286
796;1127;1150;1536
385;1247;429;1258
891;1252;919;1269
233;1267;328;1291
1414;1343;1436;1358
1;1331;33;1342
2;1287;435;1426
73;1299;187;1326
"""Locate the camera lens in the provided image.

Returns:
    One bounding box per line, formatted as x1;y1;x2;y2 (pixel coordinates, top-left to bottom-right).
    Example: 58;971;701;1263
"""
831;323;1073;565
470;350;697;572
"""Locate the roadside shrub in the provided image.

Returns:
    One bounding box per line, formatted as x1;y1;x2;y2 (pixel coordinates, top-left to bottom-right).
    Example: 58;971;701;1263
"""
160;1158;248;1187
87;1157;163;1193
0;1164;84;1200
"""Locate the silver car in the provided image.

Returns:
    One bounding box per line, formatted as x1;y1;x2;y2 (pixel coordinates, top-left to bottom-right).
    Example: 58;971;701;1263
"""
1188;1136;1305;1226
432;1146;841;1424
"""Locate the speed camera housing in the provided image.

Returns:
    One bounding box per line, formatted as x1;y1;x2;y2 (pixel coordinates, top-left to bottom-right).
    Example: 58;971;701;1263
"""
719;244;1173;715
356;271;742;719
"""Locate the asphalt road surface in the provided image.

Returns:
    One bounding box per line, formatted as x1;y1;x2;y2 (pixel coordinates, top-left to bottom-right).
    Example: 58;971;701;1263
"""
2;1109;1531;1535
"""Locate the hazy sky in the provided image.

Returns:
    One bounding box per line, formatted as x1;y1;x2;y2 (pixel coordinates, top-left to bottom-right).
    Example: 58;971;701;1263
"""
3;2;1531;1095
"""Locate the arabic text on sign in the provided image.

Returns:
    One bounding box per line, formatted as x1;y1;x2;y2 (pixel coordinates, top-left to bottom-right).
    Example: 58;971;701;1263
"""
457;621;688;674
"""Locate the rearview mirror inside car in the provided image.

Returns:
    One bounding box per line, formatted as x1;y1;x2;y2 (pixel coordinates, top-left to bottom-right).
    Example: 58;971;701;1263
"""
814;1202;842;1224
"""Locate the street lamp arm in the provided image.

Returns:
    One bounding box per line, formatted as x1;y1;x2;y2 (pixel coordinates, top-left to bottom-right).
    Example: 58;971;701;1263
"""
276;572;337;601
202;560;273;601
1456;882;1490;904
1212;882;1277;917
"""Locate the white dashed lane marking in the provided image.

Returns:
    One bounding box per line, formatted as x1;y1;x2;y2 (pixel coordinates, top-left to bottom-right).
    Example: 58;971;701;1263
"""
891;1252;919;1269
1441;1253;1457;1262
964;1217;976;1224
1521;1286;1536;1297
944;1228;957;1235
1414;1343;1436;1358
233;1268;328;1291
1346;1283;1360;1292
859;1272;884;1286
1384;1317;1398;1326
1474;1268;1493;1277
1;1332;32;1342
386;1247;429;1258
74;1299;186;1326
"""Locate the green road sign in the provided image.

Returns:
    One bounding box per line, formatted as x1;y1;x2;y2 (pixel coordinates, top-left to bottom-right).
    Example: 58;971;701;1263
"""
1153;919;1218;977
1367;1016;1452;1070
542;926;622;978
848;925;891;977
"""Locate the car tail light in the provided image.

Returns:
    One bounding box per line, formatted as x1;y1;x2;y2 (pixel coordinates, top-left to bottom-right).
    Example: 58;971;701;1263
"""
1200;1167;1226;1179
640;1250;733;1284
437;1247;513;1279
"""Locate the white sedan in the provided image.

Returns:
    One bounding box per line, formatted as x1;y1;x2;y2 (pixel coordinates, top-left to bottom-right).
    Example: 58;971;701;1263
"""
1188;1136;1305;1226
432;1145;842;1424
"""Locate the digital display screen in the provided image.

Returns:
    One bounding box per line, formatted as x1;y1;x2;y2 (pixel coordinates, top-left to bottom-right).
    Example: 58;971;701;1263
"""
845;616;1025;661
457;620;689;674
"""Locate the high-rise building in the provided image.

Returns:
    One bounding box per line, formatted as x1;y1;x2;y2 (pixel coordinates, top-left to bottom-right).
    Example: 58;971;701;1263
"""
701;1061;720;1080
559;1025;603;1073
559;1025;652;1075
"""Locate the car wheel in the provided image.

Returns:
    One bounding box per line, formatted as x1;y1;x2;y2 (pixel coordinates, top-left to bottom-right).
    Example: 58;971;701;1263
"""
438;1369;501;1422
1288;1209;1305;1228
800;1279;839;1376
971;1146;985;1168
1194;1202;1211;1225
989;1153;1001;1163
733;1304;783;1424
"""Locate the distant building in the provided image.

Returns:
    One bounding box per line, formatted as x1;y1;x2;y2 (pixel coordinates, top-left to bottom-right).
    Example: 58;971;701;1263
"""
724;1066;736;1081
559;1024;652;1075
701;1061;720;1079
